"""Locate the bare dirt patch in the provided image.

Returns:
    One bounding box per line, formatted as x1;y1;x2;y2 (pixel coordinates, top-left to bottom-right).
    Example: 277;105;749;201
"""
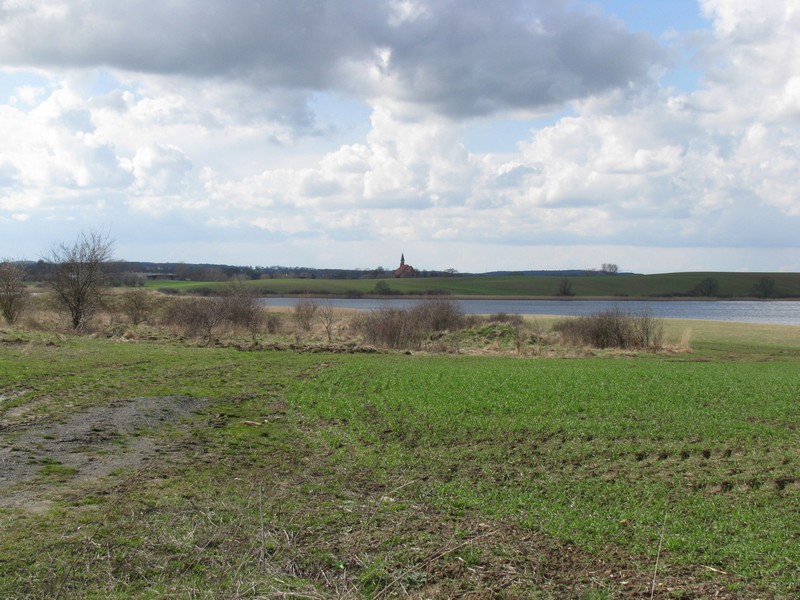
0;395;209;509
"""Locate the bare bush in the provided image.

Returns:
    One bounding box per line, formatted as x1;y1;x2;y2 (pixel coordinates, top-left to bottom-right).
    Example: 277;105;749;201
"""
410;297;464;332
162;296;226;342
158;284;266;343
353;298;465;350
0;259;28;325
353;305;423;349
293;298;318;331
318;299;339;342
221;282;263;341
553;306;664;351
264;312;282;334
119;289;152;326
630;310;664;351
589;306;633;349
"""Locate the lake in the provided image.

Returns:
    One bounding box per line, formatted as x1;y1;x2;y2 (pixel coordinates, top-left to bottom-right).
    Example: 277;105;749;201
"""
259;298;800;326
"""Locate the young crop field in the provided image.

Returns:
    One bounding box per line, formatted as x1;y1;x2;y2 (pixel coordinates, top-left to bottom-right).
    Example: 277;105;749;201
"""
145;271;800;298
0;323;798;598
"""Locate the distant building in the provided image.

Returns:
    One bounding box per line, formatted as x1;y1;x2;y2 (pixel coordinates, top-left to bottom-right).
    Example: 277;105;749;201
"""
393;254;417;278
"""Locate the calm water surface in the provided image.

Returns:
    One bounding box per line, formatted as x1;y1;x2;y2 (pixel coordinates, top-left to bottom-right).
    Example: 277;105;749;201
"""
261;298;800;326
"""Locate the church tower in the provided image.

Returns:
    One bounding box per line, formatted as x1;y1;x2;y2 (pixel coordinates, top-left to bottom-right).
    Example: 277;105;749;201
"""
393;253;416;278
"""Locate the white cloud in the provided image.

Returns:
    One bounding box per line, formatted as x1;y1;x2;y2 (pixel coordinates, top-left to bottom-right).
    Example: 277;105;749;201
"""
0;0;664;119
129;144;193;195
0;0;798;272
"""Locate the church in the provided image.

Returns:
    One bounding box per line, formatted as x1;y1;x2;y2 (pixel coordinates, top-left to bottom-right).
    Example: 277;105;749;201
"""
392;254;417;278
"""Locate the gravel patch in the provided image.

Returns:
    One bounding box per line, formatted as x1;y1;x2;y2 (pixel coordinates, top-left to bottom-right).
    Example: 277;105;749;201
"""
0;395;209;506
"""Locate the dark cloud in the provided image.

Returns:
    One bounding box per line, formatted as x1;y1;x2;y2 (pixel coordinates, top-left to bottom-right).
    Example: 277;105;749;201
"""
0;1;380;86
0;0;664;118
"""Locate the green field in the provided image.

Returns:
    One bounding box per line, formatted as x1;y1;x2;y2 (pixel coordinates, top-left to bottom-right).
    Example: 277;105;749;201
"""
146;271;800;298
1;322;799;597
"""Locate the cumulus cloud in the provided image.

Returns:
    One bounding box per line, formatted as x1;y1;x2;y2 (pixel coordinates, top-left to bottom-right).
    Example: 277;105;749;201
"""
376;0;663;117
0;0;664;119
0;0;799;272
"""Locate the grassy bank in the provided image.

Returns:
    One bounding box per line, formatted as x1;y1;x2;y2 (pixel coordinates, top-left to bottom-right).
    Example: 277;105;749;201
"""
145;271;800;299
1;320;799;597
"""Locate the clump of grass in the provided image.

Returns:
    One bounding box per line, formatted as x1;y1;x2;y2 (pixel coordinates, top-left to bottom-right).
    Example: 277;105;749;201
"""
36;458;78;478
487;312;524;327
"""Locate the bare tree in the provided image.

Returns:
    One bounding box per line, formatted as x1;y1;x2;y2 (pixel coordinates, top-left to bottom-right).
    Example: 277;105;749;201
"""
45;231;115;331
601;263;619;275
0;259;28;325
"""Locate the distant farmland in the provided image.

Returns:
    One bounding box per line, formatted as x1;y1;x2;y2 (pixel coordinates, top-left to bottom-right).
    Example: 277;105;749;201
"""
146;271;800;299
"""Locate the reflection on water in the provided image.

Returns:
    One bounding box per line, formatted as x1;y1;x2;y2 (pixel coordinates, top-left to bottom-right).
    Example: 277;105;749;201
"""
259;298;800;326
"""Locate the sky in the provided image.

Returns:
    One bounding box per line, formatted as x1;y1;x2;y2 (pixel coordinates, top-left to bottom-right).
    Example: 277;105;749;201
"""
0;0;798;274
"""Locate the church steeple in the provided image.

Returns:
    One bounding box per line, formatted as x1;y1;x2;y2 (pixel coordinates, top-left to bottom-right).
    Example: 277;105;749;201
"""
393;253;416;278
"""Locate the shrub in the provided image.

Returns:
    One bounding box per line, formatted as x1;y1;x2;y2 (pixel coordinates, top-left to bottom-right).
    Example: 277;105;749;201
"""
0;259;28;325
692;277;720;297
318;299;339;342
160;283;267;342
353;306;423;349
162;296;226;342
752;276;776;299
410;297;464;332
630;310;664;350
353;298;465;350
119;289;152;326
557;278;575;296
372;281;392;296
220;282;263;340
293;298;318;331
264;312;282;335
553;307;664;351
